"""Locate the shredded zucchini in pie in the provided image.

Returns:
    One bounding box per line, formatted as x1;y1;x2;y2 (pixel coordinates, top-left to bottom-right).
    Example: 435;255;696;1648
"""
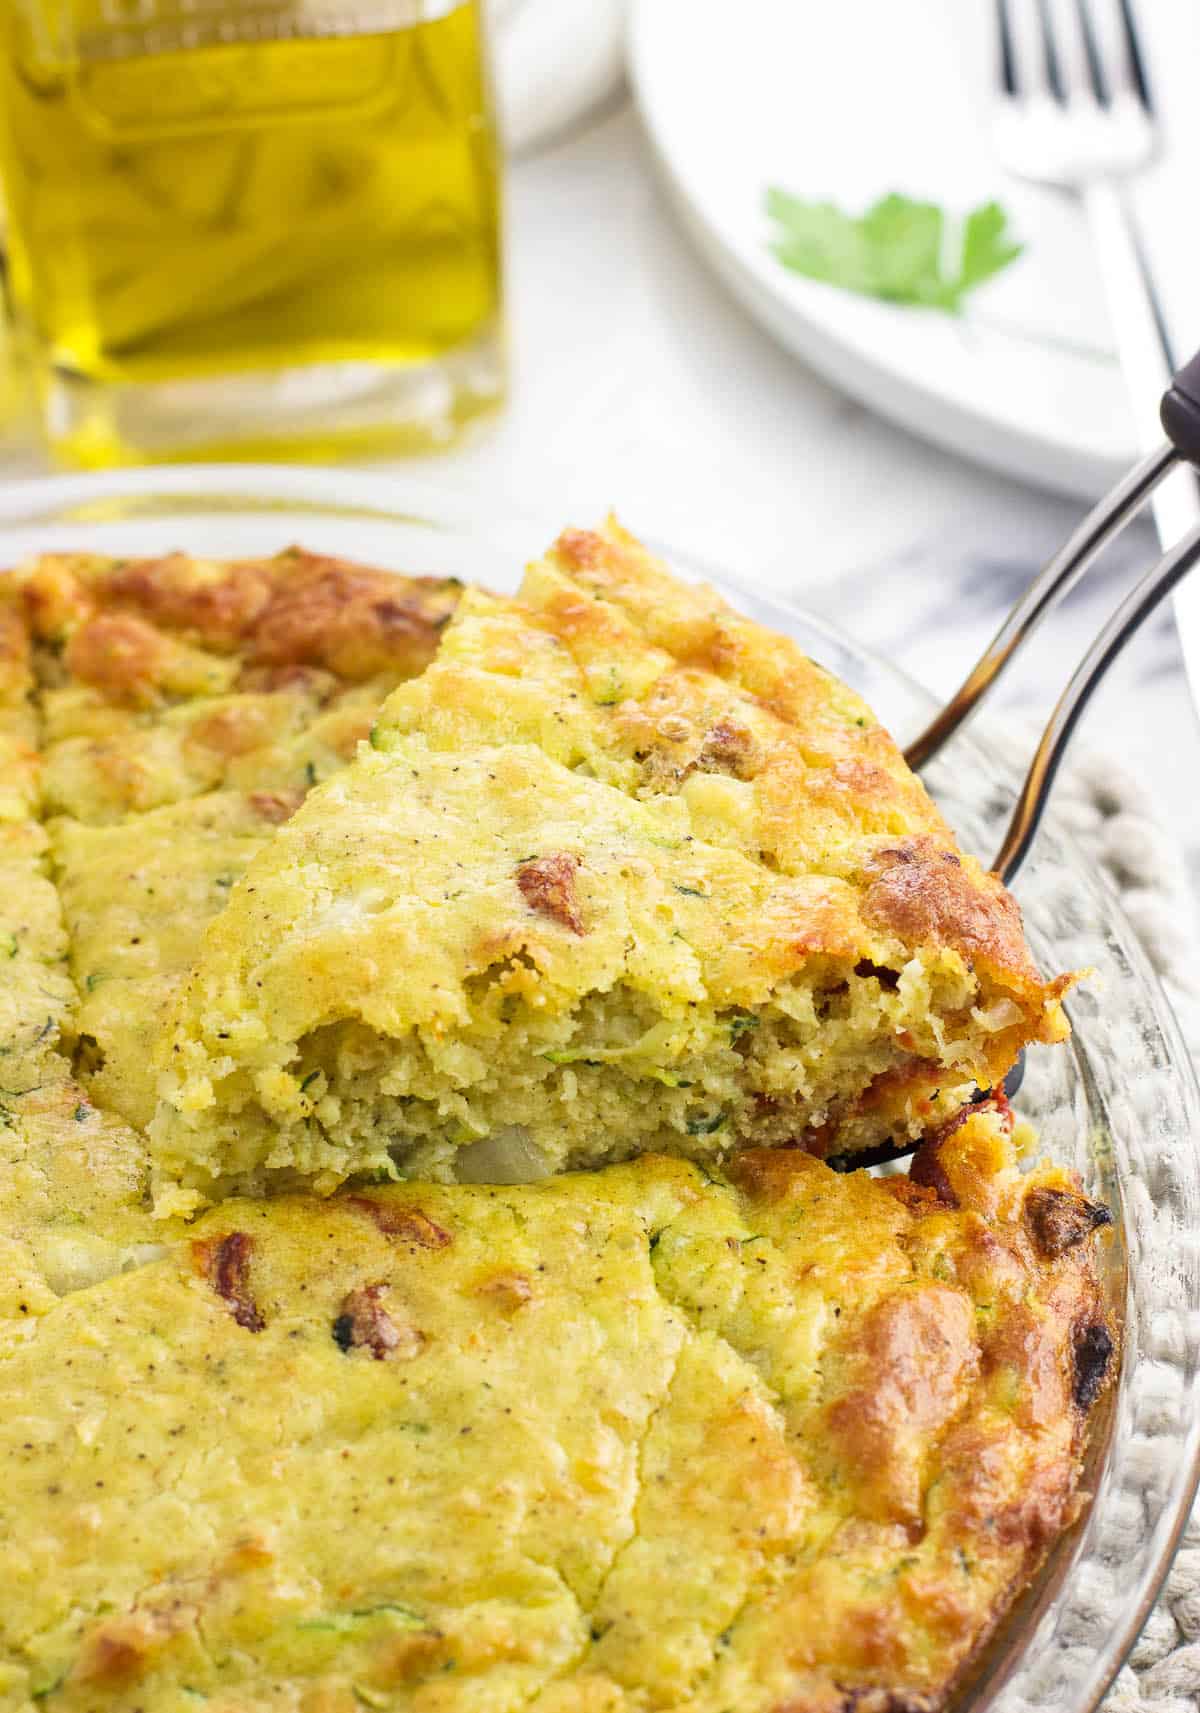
150;520;1072;1213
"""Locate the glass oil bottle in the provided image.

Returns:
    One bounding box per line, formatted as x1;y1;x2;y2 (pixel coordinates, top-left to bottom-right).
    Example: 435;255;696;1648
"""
0;1;505;466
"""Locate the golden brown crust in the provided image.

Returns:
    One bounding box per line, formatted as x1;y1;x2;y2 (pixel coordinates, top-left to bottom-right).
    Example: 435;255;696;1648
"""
552;524;910;758
13;544;462;692
246;550;460;680
98;551;278;647
71;1608;184;1688
187;700;286;757
236;661;340;698
62;612;176;707
17;552;99;641
860;839;1049;997
826;1283;979;1528
724;1131;1113;1711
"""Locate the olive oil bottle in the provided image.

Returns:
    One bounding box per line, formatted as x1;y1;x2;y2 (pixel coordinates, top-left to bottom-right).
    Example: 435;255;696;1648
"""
0;1;504;467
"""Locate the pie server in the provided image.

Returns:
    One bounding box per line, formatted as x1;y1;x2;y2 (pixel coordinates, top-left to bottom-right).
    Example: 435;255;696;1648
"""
830;346;1200;1171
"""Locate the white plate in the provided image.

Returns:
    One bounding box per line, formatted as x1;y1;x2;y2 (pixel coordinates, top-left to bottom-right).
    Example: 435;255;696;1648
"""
628;0;1200;501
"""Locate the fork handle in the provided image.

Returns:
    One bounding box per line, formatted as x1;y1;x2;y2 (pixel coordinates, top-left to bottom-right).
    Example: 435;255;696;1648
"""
1085;180;1200;547
1088;179;1200;716
1085;183;1174;452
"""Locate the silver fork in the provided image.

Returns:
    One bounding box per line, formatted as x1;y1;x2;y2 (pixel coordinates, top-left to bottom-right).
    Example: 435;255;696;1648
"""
993;0;1198;547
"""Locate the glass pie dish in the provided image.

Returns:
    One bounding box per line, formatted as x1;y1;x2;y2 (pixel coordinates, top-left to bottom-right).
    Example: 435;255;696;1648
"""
2;462;1198;1713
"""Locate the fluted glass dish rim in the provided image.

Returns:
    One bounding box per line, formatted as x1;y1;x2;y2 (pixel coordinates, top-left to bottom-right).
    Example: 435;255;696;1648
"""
1;462;1197;1713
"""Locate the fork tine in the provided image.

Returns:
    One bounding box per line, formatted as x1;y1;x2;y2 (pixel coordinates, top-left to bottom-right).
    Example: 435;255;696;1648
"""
1073;0;1112;103
995;0;1019;94
1044;0;1100;103
1035;0;1067;101
996;0;1055;99
1080;0;1153;109
1119;0;1154;107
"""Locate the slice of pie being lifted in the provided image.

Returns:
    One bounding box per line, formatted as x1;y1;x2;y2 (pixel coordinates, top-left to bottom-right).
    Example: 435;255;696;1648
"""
149;521;1071;1214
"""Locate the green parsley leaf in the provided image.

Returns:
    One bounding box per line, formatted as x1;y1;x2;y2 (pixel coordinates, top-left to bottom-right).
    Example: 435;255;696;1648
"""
765;189;1022;313
959;198;1025;294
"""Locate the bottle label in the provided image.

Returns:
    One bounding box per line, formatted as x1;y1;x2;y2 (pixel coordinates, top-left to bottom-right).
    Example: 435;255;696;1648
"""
60;0;463;61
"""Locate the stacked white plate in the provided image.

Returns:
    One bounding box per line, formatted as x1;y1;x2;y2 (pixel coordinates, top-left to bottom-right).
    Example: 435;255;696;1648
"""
629;0;1200;501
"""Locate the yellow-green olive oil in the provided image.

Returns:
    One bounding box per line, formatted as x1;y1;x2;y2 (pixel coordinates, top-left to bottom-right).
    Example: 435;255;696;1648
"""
0;2;504;465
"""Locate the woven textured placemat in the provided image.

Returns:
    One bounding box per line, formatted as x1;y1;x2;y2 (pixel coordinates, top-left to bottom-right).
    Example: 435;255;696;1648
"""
1030;744;1200;1713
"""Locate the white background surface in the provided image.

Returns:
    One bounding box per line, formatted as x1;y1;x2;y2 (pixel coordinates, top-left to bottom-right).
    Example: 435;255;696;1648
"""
1;78;1197;884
